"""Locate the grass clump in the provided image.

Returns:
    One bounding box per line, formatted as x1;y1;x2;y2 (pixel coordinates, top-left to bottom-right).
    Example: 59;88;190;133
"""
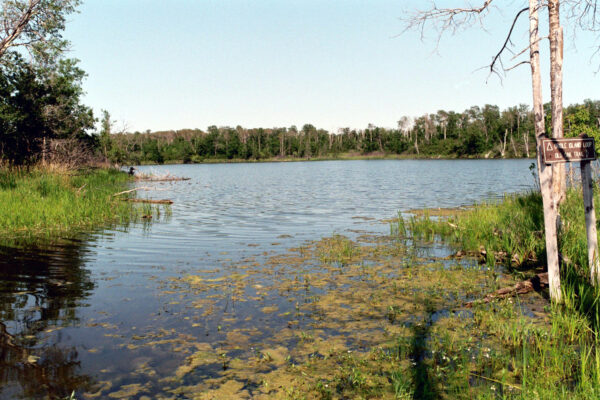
405;192;545;266
0;167;144;245
396;187;600;398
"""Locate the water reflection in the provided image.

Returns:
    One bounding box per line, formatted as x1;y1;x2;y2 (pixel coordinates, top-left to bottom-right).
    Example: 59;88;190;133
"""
0;244;95;399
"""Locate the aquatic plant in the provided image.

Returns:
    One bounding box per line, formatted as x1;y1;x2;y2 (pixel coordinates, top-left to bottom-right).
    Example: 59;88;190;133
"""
0;167;164;245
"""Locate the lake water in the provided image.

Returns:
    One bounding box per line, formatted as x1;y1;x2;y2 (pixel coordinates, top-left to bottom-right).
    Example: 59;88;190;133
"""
0;159;535;398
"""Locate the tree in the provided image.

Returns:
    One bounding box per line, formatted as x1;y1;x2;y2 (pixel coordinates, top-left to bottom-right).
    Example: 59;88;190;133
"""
528;0;562;301
0;0;81;61
0;53;48;164
99;110;113;158
548;0;566;204
0;52;93;164
403;0;583;301
0;0;93;165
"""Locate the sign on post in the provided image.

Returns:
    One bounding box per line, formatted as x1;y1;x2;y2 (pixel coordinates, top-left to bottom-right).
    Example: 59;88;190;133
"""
542;135;600;285
542;137;596;164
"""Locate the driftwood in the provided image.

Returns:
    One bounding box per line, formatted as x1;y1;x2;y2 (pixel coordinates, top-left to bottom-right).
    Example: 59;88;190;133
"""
122;198;173;205
135;176;190;182
112;187;164;197
465;272;548;308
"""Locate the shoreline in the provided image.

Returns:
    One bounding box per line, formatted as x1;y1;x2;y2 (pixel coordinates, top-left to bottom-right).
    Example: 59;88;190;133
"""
0;168;151;246
135;153;535;166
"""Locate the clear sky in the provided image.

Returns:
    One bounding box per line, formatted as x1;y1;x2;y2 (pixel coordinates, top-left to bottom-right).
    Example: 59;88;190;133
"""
64;0;600;133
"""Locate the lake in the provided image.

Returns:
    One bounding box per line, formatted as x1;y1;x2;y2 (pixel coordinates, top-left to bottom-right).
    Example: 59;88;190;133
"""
0;159;535;399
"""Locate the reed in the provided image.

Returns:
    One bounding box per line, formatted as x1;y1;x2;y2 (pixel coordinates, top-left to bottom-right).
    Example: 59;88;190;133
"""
0;167;143;245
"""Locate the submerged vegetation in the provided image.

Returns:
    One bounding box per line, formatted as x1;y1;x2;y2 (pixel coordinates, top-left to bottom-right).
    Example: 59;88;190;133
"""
0;167;159;245
56;186;597;399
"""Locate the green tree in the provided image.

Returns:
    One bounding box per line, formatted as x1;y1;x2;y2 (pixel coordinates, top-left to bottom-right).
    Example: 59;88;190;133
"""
0;0;81;61
99;110;112;159
565;105;600;153
142;139;163;164
0;53;93;164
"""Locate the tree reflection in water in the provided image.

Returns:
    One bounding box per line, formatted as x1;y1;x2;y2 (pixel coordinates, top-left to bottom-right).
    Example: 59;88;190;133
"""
0;243;95;399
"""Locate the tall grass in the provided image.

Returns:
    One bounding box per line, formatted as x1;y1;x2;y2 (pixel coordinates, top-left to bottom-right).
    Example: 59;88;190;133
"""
399;188;600;398
406;192;545;266
0;167;140;245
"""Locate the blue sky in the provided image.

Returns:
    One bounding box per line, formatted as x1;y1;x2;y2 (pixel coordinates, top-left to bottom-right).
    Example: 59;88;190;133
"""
64;1;600;133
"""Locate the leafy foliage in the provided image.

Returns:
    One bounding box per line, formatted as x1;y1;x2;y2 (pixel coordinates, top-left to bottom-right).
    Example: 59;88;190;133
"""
0;53;94;164
0;0;81;62
105;100;600;164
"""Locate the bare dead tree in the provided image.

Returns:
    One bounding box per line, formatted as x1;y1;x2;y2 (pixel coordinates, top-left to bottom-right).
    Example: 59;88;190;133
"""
529;0;562;302
549;0;566;204
403;0;564;301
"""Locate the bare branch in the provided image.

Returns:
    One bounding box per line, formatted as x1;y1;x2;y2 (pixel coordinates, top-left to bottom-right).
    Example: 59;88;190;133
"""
402;0;496;47
564;0;600;32
489;7;529;76
505;60;531;71
511;36;547;60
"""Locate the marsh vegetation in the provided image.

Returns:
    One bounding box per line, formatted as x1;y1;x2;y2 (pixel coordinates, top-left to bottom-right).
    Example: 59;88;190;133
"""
0;167;154;245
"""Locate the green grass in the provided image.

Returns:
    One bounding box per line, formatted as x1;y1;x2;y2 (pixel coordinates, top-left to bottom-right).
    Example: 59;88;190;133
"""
0;167;145;245
405;192;545;266
395;188;600;398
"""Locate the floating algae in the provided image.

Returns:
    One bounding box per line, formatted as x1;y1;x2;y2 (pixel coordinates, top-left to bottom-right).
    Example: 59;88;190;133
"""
77;232;548;399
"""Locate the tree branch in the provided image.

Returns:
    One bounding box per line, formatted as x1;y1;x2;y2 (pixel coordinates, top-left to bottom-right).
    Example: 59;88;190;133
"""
403;0;496;45
489;7;529;76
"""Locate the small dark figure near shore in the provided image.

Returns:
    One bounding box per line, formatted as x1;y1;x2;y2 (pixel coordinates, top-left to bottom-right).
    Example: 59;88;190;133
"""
128;167;136;176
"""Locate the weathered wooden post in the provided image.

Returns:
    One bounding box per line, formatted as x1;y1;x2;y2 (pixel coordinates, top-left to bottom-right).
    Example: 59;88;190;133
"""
542;134;599;285
580;140;600;285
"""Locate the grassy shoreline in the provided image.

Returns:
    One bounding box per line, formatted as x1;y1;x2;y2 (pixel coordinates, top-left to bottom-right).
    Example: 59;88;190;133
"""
0;167;142;246
392;189;600;398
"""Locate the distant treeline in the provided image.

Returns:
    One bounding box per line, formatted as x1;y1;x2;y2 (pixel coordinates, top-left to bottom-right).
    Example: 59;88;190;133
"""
102;100;600;165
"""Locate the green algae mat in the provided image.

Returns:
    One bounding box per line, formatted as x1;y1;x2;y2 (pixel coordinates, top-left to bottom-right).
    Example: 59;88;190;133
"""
82;232;550;399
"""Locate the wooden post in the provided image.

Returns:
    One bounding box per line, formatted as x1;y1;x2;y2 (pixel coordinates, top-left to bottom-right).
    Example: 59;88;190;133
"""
581;159;600;285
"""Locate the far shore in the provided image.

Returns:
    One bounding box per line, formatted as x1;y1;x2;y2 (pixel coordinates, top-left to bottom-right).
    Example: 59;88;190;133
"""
134;152;534;166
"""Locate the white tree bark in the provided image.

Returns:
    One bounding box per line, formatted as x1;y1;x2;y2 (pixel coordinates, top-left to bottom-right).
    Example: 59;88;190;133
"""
549;0;566;205
531;0;562;302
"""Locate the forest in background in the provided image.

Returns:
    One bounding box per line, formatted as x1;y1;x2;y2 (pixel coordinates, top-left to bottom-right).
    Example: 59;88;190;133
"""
101;100;600;165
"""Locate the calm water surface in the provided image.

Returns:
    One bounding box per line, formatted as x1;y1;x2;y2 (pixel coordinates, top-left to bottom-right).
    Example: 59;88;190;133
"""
0;160;534;398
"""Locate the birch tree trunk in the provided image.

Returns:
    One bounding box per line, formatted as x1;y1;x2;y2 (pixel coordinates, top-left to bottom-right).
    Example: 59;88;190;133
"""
414;133;419;155
530;0;562;302
501;128;508;158
511;133;518;156
549;0;566;205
